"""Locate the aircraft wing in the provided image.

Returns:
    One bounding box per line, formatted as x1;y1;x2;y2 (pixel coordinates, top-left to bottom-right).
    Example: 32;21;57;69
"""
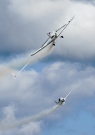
14;39;54;77
30;39;54;57
41;37;50;47
30;44;48;57
57;16;75;38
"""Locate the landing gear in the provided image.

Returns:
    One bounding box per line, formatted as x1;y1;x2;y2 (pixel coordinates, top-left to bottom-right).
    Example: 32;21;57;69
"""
60;36;64;38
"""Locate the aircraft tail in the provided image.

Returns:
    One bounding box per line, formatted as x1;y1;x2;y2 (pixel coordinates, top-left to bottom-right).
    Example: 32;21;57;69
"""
54;100;58;104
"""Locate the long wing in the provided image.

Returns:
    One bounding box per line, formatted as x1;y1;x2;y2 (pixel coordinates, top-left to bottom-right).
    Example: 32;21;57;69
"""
30;40;51;57
41;37;50;47
57;16;75;38
13;41;54;77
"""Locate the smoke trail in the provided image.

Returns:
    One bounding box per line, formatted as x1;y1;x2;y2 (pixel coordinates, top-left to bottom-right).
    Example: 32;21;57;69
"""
9;44;53;69
17;104;60;126
0;44;54;78
0;65;15;79
13;44;54;77
0;104;60;131
5;44;54;77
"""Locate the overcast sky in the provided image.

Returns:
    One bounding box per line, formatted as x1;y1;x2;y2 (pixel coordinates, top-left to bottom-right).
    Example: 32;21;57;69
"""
0;0;95;135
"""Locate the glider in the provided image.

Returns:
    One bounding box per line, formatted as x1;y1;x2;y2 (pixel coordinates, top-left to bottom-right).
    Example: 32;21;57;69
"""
30;16;74;56
14;16;74;77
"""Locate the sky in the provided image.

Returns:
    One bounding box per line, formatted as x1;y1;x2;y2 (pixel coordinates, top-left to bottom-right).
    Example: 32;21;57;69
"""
0;0;95;135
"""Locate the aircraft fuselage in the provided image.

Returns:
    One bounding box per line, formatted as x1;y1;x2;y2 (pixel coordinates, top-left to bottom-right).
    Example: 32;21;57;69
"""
55;97;65;105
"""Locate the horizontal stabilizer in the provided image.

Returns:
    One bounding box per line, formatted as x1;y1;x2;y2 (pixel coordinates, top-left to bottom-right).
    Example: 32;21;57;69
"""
54;100;58;104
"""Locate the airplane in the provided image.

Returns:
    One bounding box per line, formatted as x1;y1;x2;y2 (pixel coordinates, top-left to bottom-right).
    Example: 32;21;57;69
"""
54;88;74;105
14;16;74;77
30;16;75;56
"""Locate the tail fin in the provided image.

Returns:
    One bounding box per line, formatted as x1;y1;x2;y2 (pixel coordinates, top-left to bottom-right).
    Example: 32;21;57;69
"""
54;100;58;104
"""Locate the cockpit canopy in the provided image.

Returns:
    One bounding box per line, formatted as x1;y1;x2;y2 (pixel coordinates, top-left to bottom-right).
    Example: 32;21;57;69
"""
59;98;65;102
47;31;57;39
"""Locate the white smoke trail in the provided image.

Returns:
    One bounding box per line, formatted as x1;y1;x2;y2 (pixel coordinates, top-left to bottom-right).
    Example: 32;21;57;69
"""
7;44;53;76
13;44;54;77
9;44;53;69
0;44;54;78
0;65;15;79
0;104;60;131
16;104;60;126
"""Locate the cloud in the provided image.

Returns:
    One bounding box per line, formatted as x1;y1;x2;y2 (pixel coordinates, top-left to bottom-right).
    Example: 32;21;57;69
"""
0;0;95;134
71;0;95;5
0;65;14;79
0;61;95;116
0;0;95;61
0;43;53;78
8;0;57;19
19;122;42;135
0;104;42;135
0;58;95;133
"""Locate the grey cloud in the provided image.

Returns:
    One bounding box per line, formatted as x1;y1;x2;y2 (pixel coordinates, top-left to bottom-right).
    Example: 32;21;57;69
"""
0;0;39;54
0;0;63;54
2;0;95;62
1;0;95;61
6;0;95;60
0;61;95;117
0;105;42;135
71;0;95;5
0;60;95;133
0;0;95;134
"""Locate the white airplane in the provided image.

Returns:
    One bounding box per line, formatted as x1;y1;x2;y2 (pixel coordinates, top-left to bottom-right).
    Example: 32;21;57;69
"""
55;88;74;105
14;16;74;77
30;16;74;56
